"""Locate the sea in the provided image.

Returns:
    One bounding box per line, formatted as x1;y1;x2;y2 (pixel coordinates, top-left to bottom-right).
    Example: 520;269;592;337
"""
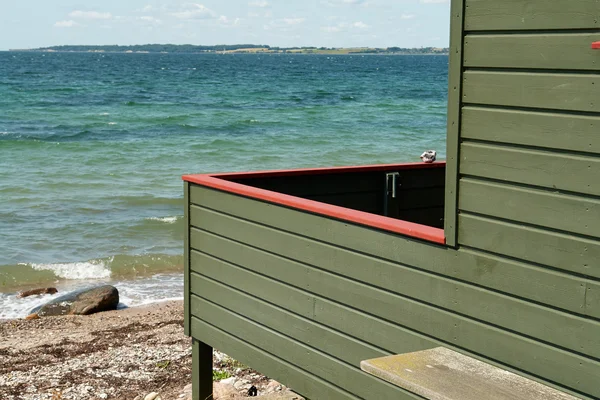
0;51;448;318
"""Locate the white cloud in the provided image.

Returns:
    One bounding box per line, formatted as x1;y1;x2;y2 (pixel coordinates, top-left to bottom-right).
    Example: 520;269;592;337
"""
138;16;163;25
324;0;370;6
420;0;449;3
322;20;369;33
283;18;305;25
249;1;270;7
69;10;112;20
171;4;216;20
322;25;343;32
53;20;81;28
401;14;415;19
263;17;306;31
218;15;242;26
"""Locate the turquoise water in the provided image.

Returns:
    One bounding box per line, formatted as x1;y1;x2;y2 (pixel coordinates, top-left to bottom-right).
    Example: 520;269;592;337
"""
0;52;448;316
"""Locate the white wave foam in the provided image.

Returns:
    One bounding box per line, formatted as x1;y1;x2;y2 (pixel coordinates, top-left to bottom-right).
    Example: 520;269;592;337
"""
31;260;111;280
113;273;183;308
99;112;110;116
146;216;179;224
0;273;183;319
0;291;63;319
108;122;117;125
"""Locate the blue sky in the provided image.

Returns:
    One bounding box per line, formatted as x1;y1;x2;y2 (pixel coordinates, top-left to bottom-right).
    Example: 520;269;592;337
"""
1;0;450;50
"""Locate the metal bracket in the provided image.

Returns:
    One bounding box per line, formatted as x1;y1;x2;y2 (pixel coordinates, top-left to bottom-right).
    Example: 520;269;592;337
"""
386;172;400;198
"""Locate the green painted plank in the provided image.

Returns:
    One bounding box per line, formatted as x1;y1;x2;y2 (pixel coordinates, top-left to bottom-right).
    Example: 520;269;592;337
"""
184;182;190;337
463;71;600;113
460;142;600;197
464;0;600;31
188;185;590;317
445;0;465;247
191;248;436;356
588;282;600;316
190;317;359;400
453;249;593;319
190;221;600;360
190;255;438;359
461;107;600;155
459;214;600;280
459;178;600;239
191;339;212;400
190;280;389;367
189;249;600;398
191;295;421;400
464;33;600;70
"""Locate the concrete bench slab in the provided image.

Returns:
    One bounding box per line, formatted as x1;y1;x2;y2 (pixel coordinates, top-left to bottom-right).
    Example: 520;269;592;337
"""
360;347;579;400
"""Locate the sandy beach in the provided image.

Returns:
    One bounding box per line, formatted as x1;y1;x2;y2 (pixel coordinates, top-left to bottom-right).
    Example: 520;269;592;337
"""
0;301;301;400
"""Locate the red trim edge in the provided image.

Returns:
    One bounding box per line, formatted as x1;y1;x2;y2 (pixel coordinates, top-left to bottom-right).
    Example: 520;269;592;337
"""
183;163;446;245
593;41;600;49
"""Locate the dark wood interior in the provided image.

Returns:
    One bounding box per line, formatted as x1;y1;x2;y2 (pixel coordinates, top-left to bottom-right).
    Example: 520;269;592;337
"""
228;165;446;229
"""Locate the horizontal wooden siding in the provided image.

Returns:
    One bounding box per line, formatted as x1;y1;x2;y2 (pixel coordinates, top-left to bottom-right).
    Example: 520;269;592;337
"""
457;2;600;399
188;185;599;399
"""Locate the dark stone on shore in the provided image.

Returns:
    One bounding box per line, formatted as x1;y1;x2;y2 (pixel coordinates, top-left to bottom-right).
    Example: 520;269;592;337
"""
27;285;119;318
17;287;58;298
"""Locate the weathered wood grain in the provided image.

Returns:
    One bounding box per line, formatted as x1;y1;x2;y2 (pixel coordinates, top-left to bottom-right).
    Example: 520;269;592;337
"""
458;214;600;279
191;279;389;367
463;71;600;112
191;340;212;400
191;294;420;400
464;33;600;70
459;178;600;238
190;264;438;360
189;185;592;316
189;248;600;397
190;317;359;400
445;0;465;246
461;107;600;154
190;219;600;359
183;182;190;336
464;0;600;31
460;142;600;196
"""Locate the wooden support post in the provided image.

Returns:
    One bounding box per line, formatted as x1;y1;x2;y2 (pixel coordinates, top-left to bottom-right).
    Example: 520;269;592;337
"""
192;339;213;400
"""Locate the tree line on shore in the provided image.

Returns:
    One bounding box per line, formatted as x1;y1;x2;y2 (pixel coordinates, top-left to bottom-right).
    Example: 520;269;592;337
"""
17;44;449;55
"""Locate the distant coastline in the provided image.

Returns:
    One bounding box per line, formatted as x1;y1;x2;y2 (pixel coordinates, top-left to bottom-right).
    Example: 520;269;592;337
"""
10;44;449;55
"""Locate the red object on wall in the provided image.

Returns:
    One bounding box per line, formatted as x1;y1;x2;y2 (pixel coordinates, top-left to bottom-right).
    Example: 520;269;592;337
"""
592;41;600;49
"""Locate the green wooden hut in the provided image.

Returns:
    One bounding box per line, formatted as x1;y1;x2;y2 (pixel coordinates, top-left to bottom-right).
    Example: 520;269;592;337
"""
183;1;600;399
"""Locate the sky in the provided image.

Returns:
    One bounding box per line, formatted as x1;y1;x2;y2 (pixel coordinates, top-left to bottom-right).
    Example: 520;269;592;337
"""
0;0;451;51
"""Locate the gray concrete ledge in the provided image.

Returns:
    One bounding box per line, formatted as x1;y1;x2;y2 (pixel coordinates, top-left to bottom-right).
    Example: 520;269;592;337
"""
360;347;579;400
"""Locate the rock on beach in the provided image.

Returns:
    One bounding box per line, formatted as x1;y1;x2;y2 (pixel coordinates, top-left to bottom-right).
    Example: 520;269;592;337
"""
16;287;58;298
26;284;119;318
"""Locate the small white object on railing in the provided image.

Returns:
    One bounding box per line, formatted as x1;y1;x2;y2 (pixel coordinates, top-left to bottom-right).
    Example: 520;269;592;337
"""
420;150;437;163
